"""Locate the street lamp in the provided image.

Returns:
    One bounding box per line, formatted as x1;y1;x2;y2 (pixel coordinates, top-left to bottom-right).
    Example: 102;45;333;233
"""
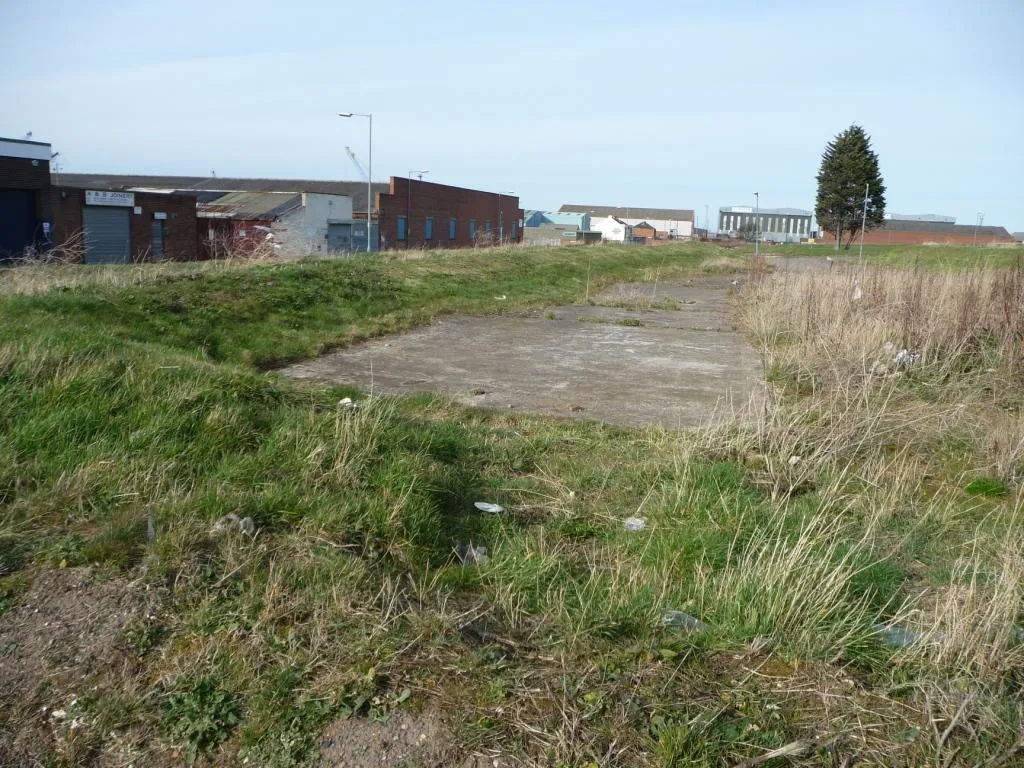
339;112;373;252
753;192;760;259
972;211;984;247
406;170;429;247
497;190;515;243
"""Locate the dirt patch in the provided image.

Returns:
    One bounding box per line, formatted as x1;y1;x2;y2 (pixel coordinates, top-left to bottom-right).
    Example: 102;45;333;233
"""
0;567;158;765
319;707;501;767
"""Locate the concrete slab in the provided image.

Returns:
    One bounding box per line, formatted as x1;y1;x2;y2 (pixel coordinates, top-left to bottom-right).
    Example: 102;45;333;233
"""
281;279;764;429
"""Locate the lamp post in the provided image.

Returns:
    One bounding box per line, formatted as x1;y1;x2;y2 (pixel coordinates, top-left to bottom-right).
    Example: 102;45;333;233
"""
406;170;429;247
497;190;515;243
338;112;373;252
753;192;760;259
972;211;984;247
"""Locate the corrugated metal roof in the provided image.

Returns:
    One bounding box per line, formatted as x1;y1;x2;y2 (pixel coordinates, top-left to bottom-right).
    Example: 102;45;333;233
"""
56;174;385;212
197;191;302;220
560;204;695;222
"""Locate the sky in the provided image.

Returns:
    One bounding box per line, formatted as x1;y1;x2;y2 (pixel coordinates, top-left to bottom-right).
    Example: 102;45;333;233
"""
4;0;1023;232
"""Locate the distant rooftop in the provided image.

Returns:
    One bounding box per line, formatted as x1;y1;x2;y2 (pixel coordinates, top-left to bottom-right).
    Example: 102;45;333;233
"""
196;191;302;220
878;220;1011;236
560;204;694;222
720;206;811;216
56;173;387;213
886;213;957;224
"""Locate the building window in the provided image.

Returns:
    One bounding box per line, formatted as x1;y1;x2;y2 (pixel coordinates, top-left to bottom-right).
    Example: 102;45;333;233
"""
485;220;492;235
425;217;434;240
397;216;407;241
449;217;457;240
469;219;477;240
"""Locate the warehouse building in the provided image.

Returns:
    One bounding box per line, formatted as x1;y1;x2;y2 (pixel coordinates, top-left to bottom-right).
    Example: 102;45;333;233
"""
822;219;1016;246
39;185;199;263
718;206;813;242
0;137;53;261
559;204;694;239
377;177;522;249
1;140;200;263
197;190;354;256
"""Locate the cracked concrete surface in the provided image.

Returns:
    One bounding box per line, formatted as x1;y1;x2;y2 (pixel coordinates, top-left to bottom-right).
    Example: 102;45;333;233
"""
281;276;764;428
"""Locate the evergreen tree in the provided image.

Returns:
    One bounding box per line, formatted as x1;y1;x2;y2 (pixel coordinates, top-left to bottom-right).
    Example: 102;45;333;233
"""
815;125;886;249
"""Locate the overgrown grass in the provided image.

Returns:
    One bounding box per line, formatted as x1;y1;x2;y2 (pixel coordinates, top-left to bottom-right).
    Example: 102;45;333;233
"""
0;244;1021;766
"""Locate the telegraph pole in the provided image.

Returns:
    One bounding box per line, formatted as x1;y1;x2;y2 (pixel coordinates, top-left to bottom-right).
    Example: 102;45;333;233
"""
858;183;869;263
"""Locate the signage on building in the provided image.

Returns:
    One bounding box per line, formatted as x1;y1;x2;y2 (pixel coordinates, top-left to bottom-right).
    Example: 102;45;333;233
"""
153;212;168;220
85;190;135;207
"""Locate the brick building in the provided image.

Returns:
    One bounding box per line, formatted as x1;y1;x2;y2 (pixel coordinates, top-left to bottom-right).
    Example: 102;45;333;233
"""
39;186;199;262
0;137;52;261
377;177;522;249
822;219;1016;246
632;222;657;241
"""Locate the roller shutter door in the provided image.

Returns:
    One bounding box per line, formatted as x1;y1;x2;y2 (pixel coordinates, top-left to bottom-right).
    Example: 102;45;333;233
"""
327;222;352;251
83;206;130;264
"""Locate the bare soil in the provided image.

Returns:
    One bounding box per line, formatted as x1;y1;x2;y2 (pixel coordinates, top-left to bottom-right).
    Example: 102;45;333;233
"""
0;567;158;766
319;706;503;768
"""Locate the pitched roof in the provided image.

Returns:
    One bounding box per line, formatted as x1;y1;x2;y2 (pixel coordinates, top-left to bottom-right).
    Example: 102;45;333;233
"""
197;191;302;220
560;204;694;222
55;173;387;212
633;221;656;230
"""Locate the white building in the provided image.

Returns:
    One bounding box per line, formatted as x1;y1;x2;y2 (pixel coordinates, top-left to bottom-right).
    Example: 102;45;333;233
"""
559;204;694;239
590;215;633;242
718;206;812;243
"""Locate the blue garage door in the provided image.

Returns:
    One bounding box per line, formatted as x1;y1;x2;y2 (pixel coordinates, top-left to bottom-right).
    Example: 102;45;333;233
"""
0;189;36;262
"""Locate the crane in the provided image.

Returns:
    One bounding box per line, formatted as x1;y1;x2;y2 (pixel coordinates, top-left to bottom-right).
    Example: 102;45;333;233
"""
345;146;369;182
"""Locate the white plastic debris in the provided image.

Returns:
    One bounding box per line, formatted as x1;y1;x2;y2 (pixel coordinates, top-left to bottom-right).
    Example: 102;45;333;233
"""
787;455;801;466
623;517;646;532
661;611;709;632
893;349;920;367
493;295;507;301
852;282;863;302
338;397;358;410
474;502;504;513
211;513;256;537
455;542;489;565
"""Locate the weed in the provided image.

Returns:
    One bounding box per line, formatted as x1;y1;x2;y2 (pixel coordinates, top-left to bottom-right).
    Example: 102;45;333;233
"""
161;676;241;759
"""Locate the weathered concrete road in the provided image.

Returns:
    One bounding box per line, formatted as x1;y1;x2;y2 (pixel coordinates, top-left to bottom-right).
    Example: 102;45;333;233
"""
281;276;763;428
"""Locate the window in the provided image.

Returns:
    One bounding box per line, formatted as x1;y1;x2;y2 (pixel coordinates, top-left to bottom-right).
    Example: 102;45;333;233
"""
449;217;457;240
425;217;434;240
397;216;407;241
469;219;477;240
485;220;492;235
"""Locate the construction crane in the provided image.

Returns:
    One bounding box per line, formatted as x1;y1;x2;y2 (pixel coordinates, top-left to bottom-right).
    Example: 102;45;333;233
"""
345;146;369;182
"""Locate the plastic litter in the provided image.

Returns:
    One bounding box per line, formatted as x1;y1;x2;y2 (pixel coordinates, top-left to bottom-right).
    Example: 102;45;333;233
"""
873;624;926;648
661;611;709;632
624;517;646;532
787;455;801;466
455;542;489;565
211;513;256;537
474;502;504;513
893;349;920;367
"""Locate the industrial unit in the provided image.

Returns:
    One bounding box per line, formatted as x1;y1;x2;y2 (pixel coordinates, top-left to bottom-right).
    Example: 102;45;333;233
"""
0;137;199;263
718;206;813;242
559;204;695;239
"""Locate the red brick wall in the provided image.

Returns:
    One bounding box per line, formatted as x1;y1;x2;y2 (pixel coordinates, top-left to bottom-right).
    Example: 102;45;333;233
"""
37;188;199;261
377;177;523;249
822;228;1016;246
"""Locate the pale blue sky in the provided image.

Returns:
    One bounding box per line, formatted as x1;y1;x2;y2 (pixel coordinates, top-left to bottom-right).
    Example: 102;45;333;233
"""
4;0;1023;231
